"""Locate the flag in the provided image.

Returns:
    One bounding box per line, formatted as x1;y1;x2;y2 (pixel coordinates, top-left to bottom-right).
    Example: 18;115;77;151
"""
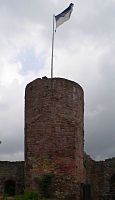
55;3;74;29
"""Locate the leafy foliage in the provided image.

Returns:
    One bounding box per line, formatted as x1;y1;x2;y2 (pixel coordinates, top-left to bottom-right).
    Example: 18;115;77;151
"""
0;195;9;200
14;190;38;200
34;174;53;198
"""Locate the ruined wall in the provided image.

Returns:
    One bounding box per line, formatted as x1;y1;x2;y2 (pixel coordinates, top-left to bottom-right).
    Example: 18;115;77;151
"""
84;154;115;200
0;161;24;195
25;77;85;200
94;158;115;200
0;77;115;200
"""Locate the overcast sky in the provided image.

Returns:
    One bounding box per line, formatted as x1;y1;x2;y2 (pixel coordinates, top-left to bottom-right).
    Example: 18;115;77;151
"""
0;0;115;161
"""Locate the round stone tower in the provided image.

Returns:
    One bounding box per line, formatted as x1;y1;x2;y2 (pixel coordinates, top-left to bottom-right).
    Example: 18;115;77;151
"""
25;78;84;200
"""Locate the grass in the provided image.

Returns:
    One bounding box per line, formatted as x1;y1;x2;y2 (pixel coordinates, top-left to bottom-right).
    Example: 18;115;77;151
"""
0;190;57;200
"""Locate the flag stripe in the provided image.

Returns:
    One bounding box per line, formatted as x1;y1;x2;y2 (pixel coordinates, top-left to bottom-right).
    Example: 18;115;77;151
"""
55;3;73;21
55;3;74;28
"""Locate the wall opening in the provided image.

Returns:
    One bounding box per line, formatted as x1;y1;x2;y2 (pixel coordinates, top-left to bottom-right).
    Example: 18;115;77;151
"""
80;183;91;200
4;180;16;196
110;174;115;194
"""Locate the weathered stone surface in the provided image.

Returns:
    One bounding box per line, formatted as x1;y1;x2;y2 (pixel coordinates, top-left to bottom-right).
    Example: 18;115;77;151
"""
25;78;85;199
84;154;115;200
0;77;115;200
0;161;24;195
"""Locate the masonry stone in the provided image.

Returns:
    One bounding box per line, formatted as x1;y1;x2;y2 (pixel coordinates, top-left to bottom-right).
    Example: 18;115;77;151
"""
25;78;85;199
0;77;115;200
0;161;24;195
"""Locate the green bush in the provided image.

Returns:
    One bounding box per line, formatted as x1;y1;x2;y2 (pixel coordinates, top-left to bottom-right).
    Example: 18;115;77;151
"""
1;190;57;200
40;198;57;200
0;196;8;200
14;190;38;200
34;174;53;198
14;195;25;200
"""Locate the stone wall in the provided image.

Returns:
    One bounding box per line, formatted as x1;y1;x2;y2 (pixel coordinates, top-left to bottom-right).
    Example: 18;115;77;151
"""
84;154;115;200
0;161;24;195
0;77;115;200
25;77;85;200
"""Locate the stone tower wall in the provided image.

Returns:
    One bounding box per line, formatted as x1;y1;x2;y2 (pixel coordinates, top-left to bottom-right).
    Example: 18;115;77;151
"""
25;78;84;199
0;161;24;195
84;154;115;200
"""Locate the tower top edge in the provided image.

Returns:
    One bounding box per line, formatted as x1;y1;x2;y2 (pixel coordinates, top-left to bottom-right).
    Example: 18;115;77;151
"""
26;77;83;92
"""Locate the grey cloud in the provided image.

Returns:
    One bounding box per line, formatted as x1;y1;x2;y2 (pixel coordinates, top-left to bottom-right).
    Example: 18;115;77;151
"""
0;0;55;25
77;0;115;38
84;46;115;160
0;81;24;161
0;0;115;161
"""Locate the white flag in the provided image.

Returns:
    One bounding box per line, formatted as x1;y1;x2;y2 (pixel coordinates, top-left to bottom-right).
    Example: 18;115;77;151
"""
55;3;74;29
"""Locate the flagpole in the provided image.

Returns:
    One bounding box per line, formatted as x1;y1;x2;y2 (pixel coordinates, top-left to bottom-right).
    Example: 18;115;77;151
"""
51;14;55;79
